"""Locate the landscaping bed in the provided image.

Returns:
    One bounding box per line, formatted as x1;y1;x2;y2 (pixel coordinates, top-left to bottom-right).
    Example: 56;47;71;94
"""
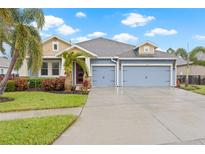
0;91;87;112
0;114;76;144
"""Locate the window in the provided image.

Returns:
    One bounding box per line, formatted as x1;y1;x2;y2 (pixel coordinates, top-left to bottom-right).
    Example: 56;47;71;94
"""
0;69;3;74
144;46;150;53
52;62;59;75
52;41;59;51
41;62;48;75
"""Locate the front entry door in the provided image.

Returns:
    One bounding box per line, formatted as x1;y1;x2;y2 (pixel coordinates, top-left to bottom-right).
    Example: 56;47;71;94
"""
76;63;84;84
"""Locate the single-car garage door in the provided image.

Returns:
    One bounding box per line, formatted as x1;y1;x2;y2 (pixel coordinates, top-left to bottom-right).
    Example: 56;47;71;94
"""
92;66;115;87
122;66;170;86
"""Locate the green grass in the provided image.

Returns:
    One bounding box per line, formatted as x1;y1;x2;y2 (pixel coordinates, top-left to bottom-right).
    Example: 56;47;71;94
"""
180;84;205;95
0;91;87;112
0;114;76;144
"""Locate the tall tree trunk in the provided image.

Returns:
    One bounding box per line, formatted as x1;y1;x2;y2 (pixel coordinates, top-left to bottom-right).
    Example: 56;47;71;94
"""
0;50;19;95
64;71;72;92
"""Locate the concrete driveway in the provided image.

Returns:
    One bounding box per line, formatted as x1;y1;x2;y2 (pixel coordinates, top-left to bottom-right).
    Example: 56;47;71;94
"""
54;87;205;145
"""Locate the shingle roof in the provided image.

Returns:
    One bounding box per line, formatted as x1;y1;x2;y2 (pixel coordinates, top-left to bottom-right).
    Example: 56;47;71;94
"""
76;37;175;59
0;57;9;68
175;56;190;66
176;52;205;66
117;49;175;58
76;37;135;57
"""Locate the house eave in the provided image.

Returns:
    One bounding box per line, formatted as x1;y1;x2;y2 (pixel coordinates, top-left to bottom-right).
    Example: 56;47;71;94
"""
119;57;177;60
42;35;72;45
55;44;98;57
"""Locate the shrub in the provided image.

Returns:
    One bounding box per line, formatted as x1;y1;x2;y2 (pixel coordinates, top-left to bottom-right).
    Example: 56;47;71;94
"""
42;77;65;91
15;78;28;91
42;79;56;91
5;80;15;92
55;77;65;91
83;79;89;89
28;78;44;89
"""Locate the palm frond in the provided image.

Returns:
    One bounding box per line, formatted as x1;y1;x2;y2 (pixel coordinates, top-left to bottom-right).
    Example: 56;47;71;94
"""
26;26;42;73
0;9;14;24
23;9;45;30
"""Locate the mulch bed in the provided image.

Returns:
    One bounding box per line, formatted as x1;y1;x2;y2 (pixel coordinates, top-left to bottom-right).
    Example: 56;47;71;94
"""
0;97;14;103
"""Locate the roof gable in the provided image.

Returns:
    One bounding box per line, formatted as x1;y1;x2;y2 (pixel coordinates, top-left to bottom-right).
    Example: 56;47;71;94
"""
42;35;72;45
56;44;97;57
134;41;158;50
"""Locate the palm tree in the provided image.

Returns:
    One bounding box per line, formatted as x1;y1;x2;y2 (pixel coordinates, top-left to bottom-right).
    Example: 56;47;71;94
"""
61;51;89;92
0;9;14;24
0;8;45;94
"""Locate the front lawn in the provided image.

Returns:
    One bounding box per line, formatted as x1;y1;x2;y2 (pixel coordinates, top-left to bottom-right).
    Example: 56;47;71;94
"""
180;84;205;95
0;91;87;112
0;114;76;144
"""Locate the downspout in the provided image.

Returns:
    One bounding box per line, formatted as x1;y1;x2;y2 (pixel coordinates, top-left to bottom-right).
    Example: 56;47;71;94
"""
111;57;119;86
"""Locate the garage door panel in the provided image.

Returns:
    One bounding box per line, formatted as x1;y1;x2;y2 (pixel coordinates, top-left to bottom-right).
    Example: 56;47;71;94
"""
92;66;115;87
123;66;170;86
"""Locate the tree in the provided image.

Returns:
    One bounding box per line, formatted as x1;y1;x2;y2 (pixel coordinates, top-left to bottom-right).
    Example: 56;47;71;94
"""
175;48;190;87
175;48;188;59
0;9;14;24
166;48;175;54
0;8;45;94
190;46;205;66
61;51;89;92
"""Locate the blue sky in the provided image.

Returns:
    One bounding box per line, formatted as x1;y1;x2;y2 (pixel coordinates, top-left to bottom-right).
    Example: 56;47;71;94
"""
4;8;205;57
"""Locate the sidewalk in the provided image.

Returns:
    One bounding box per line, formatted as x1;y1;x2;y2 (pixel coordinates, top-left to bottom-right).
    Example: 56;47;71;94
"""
0;107;82;121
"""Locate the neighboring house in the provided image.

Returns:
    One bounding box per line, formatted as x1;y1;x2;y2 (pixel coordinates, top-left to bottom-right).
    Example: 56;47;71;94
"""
177;52;205;76
0;57;9;75
18;35;177;87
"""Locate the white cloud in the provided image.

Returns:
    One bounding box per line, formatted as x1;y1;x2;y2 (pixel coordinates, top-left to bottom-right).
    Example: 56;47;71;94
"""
43;15;64;30
112;33;138;43
121;13;155;27
40;32;51;38
145;28;178;37
87;32;107;38
193;35;205;41
73;36;89;42
56;24;79;36
72;31;107;43
76;12;86;18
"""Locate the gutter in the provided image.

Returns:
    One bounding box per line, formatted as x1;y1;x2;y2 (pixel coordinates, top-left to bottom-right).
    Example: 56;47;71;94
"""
111;56;119;63
111;57;119;87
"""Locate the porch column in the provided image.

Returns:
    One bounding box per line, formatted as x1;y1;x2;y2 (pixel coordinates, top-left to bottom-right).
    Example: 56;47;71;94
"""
60;57;65;76
85;57;91;76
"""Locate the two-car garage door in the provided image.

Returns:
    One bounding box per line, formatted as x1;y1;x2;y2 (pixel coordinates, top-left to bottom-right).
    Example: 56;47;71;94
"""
92;65;171;87
122;66;170;86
